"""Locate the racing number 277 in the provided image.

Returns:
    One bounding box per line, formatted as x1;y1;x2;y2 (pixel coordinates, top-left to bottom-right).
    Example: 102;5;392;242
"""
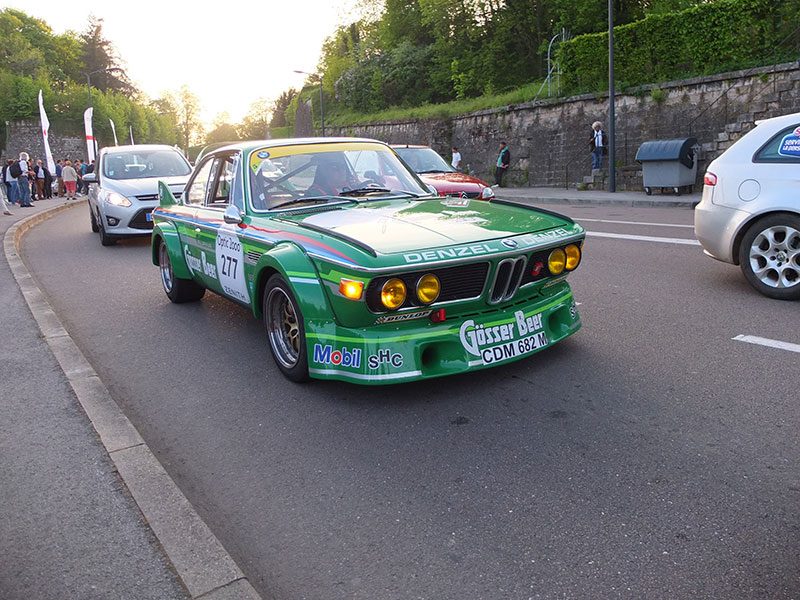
220;255;238;278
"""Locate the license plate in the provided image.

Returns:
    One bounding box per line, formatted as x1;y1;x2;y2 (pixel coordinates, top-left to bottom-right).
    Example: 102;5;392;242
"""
479;332;549;365
145;212;153;222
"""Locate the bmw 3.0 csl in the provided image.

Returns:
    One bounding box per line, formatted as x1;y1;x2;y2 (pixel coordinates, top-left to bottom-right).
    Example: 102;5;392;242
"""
151;138;585;384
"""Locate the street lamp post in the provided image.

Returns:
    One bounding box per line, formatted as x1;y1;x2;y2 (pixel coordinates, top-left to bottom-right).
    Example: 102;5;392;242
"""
608;0;616;192
293;70;325;137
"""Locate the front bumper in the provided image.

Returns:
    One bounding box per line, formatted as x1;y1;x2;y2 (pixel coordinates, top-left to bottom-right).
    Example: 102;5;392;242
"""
102;204;157;237
305;286;580;384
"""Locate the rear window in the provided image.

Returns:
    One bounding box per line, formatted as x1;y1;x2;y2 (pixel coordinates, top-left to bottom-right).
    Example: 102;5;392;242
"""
753;124;800;163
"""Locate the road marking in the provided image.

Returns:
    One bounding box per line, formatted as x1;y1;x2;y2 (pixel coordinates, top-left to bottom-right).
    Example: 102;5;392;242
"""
732;335;800;354
579;218;694;229
586;231;701;245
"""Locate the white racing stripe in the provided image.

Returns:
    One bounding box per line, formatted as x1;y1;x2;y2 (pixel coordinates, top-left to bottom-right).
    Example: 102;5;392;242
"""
732;335;800;354
578;218;694;229
586;231;701;245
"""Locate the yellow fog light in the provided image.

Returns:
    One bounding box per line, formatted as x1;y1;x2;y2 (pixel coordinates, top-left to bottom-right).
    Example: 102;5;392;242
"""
548;248;566;275
416;273;441;304
565;244;581;271
381;278;407;310
339;278;364;300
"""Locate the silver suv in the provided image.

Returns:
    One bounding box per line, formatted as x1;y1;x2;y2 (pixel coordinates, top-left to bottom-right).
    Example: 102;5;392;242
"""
85;144;191;246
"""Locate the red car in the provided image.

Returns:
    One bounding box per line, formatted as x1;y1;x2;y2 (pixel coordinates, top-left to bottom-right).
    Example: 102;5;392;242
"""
392;145;495;200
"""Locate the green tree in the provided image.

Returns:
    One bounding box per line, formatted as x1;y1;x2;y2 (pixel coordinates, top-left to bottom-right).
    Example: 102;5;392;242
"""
238;100;270;140
81;16;134;95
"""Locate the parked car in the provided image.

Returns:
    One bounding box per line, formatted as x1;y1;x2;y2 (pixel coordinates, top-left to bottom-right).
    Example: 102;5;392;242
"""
695;112;800;300
85;144;192;246
151;138;585;384
392;145;495;200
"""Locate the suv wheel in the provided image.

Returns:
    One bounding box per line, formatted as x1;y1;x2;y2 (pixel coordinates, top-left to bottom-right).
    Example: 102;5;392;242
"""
89;206;99;233
739;213;800;300
158;240;205;303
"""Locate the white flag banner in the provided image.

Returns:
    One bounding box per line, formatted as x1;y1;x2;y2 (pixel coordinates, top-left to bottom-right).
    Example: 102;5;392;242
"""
38;90;56;173
129;125;134;145
83;108;96;162
109;119;119;146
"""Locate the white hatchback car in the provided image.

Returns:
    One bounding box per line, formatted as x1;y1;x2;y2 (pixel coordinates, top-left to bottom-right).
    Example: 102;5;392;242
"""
695;111;800;300
85;145;191;246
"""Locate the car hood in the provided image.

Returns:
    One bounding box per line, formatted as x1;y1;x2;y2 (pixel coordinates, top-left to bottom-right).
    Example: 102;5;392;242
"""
104;175;188;198
419;172;491;191
277;197;575;255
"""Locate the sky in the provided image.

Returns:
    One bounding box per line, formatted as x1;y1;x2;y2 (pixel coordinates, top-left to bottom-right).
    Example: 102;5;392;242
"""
4;0;362;125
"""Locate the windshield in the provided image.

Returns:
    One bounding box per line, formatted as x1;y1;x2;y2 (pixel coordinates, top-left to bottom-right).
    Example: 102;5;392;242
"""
248;142;429;210
102;149;191;180
394;147;455;173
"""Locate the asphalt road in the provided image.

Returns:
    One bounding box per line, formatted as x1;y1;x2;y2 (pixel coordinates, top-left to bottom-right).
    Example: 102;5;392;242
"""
22;202;800;600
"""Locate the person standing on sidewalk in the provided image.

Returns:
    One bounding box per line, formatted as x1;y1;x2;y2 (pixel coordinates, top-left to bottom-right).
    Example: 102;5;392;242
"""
494;141;510;187
1;174;12;215
3;159;18;206
34;159;46;200
16;152;33;207
451;146;462;172
62;160;78;200
589;121;608;173
55;159;64;197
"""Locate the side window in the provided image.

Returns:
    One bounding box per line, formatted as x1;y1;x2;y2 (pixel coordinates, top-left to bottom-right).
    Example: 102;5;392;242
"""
185;159;214;205
754;124;800;163
207;154;237;207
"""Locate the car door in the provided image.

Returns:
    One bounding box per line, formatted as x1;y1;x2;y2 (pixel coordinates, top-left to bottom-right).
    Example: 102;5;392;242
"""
178;157;215;285
193;152;251;305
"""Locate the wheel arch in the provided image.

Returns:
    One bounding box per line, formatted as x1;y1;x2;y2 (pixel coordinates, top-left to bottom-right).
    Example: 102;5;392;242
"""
731;209;800;266
252;242;331;321
151;222;192;279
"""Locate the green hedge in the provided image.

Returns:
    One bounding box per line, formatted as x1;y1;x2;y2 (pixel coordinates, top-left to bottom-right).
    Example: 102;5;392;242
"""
559;0;799;94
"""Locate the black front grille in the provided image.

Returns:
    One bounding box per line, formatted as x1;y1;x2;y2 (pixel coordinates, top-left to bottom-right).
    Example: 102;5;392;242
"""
129;208;154;230
366;262;489;312
135;194;159;202
489;256;526;304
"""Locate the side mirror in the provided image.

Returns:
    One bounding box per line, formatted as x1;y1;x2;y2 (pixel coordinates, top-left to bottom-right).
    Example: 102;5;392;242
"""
83;172;97;184
223;205;243;225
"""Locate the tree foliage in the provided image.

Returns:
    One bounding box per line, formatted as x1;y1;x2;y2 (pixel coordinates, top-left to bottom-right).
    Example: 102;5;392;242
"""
0;8;178;148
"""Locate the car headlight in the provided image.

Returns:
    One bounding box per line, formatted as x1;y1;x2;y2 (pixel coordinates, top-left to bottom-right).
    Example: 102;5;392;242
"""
565;245;581;271
416;273;440;304
480;187;495;200
381;278;407;310
105;192;132;207
548;248;566;275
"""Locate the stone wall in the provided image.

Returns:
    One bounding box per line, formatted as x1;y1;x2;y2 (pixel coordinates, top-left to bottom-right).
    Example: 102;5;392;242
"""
3;120;88;163
331;62;800;190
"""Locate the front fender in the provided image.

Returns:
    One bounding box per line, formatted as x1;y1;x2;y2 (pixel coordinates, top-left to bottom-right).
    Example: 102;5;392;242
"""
151;222;192;280
252;243;332;321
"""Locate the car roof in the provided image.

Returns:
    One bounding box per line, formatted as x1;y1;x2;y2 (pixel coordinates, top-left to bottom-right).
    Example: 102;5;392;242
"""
204;137;390;158
99;144;183;154
390;144;430;149
754;111;800;129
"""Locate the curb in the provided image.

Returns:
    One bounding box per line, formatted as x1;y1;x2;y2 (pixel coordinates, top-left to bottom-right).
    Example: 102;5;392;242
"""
4;199;262;600
495;193;698;209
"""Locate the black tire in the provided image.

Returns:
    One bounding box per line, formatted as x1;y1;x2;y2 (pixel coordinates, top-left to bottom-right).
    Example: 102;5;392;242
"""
158;240;205;303
263;274;309;382
644;187;652;196
738;213;800;301
90;206;99;233
98;216;117;246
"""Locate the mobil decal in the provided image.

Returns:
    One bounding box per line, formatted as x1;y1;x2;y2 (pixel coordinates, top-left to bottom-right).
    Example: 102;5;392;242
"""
313;344;362;368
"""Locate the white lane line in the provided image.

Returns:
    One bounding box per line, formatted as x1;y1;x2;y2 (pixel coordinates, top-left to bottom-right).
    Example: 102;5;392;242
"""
586;231;701;245
578;218;694;229
733;335;800;354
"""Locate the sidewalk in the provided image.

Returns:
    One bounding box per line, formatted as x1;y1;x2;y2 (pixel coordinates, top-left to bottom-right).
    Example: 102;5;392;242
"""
0;199;259;600
493;185;701;208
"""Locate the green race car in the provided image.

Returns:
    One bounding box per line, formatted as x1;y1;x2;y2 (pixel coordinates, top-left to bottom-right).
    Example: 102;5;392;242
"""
151;139;585;384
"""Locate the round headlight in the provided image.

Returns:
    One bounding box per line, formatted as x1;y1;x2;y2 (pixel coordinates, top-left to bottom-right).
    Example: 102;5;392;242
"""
548;248;566;275
565;244;581;271
416;273;441;304
381;278;407;310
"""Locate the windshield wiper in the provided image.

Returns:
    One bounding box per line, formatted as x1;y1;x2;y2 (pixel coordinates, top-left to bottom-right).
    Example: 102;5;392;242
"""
416;169;449;174
270;196;356;210
339;186;392;196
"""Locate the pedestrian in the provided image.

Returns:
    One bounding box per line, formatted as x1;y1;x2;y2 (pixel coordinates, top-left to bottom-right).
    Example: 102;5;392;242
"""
75;159;83;195
79;159;89;195
451;146;462;172
493;141;510;187
34;159;46;200
43;161;53;199
62;160;78;200
55;159;64;197
0;177;11;215
15;152;33;208
589;121;608;172
2;159;17;205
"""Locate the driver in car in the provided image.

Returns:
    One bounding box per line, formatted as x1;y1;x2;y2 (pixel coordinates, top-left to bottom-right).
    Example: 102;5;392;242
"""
305;155;351;197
